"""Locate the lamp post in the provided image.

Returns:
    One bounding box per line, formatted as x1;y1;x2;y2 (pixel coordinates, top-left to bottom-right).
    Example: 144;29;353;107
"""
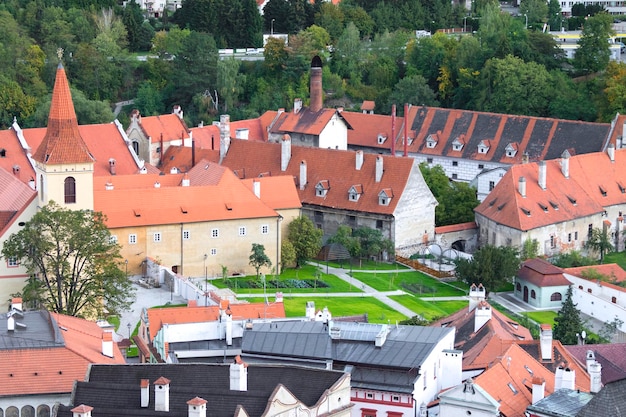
463;16;468;33
127;322;131;339
271;18;275;36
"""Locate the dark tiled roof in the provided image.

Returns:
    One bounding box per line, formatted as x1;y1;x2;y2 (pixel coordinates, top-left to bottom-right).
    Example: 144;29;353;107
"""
526;388;593;416
566;343;626;384
55;363;347;417
576;377;626;417
0;310;63;350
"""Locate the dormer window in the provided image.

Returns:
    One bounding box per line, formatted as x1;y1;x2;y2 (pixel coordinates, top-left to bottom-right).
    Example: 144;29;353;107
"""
452;136;464;151
378;188;393;206
316;180;330;197
426;134;437;149
348;184;363;202
505;143;518;158
478;140;490;154
377;134;387;145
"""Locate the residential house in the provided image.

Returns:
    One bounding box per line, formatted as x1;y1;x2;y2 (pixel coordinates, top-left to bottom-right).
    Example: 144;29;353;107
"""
0;299;125;416
430;284;533;379
241;320;460;417
514;258;571;308
575;377;626;417
474;146;626;257
566;343;626;385
525;389;593;417
438;378;501;416
53;359;353;417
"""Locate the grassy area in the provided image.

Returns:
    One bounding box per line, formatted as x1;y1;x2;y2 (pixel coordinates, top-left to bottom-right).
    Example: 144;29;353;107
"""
244;296;408;323
351;271;466;297
389;295;466;321
602;251;626;269
523;311;558;326
319;260;410;271
210;264;362;293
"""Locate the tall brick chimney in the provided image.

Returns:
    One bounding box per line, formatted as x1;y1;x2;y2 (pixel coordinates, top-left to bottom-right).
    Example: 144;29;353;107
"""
310;56;323;113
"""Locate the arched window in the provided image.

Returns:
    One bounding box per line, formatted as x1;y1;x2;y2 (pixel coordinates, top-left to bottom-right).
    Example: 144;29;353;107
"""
36;405;50;417
64;177;76;204
0;407;4;417
550;292;562;301
612;296;617;303
21;405;35;417
578;285;583;290
516;283;521;292
6;407;18;417
40;174;44;201
531;290;536;299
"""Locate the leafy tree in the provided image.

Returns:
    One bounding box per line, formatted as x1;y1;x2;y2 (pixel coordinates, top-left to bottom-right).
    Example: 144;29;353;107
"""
151;27;191;58
553;286;583;345
585;227;613;263
1;202;135;318
603;61;626;117
599;315;624;342
217;57;245;112
281;239;297;271
574;12;614;74
327;225;360;257
25;87;114;127
399;315;429;325
122;0;146;52
519;0;548;29
134;81;164;116
287;216;323;267
340;4;374;38
0;76;37;128
353;227;394;261
249;243;272;279
388;75;439;108
315;2;344;42
453;245;520;296
264;37;289;73
520;238;539;260
550;250;597;268
331;22;363;79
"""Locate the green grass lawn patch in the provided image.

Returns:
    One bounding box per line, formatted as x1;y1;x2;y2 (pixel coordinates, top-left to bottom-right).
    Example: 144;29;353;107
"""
602;251;626;270
352;271;466;296
389;295;466;321
319;260;410;271
523;311;558;327
244;296;407;323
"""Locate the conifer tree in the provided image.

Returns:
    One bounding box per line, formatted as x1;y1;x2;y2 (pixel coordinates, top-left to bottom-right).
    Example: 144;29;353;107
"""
553;286;583;345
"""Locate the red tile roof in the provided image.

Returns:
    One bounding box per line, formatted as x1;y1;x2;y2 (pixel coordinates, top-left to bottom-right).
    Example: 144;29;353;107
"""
564;263;626;283
0;166;36;236
435;221;477;234
31;63;93;165
566;343;626;384
241;176;302;210
139;113;190;144
361;101;375;111
518;258;571;287
271;108;349;136
0;127;35;185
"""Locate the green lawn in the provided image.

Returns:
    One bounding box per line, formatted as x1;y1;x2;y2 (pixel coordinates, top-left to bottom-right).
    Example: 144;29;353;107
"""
244;296;408;323
602;251;626;269
389;295;467;321
318;260;410;271
523;311;558;327
351;271;466;296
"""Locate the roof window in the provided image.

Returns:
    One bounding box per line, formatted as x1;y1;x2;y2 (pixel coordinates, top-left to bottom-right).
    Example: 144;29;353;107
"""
599;185;607;197
521;207;531;216
549;201;559;210
316;180;330;197
348;185;363;202
378;189;393;206
377;134;387;145
478;140;490;154
538;203;548;212
426;134;438;148
507;383;518;394
567;195;577;205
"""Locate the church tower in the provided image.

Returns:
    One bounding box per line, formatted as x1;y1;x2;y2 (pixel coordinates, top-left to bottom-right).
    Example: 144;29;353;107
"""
31;58;94;210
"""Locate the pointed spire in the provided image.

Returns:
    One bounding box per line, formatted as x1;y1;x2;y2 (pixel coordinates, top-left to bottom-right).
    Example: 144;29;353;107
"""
32;59;93;165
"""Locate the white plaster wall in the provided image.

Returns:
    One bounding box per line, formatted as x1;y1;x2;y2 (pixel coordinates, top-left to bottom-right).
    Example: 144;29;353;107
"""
351;390;414;417
472;168;508;202
319;113;348;151
412;155;505;184
566;274;626;333
0;394;67;417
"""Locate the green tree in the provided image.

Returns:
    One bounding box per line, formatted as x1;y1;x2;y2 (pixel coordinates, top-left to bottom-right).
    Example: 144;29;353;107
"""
327;225;360;257
249;243;272;279
550;250;597;268
553;286;583;345
519;0;548;29
388;75;439;108
281;239;297;271
399;315;429;325
585;227;613;263
520;239;539;260
217;57;245;112
315;2;344;42
573;12;614;74
353;227;394;261
26;87;114;127
599;315;624;342
453;245;520;296
1;202;135;318
287;216;323;267
134;81;164;116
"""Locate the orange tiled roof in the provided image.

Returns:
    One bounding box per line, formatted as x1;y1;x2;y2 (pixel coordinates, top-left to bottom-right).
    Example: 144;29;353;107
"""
434;221;477;234
270;108;348;136
0;166;36;235
31;63;94;165
159;147;220;174
241;176;302;210
361;101;375;111
0;127;36;185
220;139;415;215
518;258;571;287
139;113;190;144
147;302;286;341
564;263;626;283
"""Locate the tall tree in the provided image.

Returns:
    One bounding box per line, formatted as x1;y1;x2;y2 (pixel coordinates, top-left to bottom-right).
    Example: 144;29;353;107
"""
217;57;245;112
574;12;614;74
1;202;134;318
249;243;272;279
454;245;520;296
287;216;323;267
553;286;583;345
585;227;613;263
353;227;394;260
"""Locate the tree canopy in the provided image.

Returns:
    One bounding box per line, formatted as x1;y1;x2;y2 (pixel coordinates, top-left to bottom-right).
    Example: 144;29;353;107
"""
553;286;583;345
287;216;323;267
453;245;520;295
1;202;135;318
249;243;272;279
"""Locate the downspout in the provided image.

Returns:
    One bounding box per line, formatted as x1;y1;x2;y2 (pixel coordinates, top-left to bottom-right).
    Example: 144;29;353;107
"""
180;223;184;276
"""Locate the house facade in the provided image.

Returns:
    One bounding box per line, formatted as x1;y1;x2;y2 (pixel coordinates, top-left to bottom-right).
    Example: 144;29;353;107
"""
514;258;571;308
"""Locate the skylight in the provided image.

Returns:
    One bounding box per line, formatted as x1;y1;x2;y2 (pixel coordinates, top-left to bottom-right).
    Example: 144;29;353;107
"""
507;383;518;394
521;207;531;216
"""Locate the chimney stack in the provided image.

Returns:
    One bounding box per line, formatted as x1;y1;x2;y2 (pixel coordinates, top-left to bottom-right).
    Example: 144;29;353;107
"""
253;180;260;199
11;298;22;311
468;283;485;311
306;301;315;319
102;331;114;358
12;165;20;177
608;142;616;162
355;150;364;170
540;324;553;361
555;366;575;390
226;310;233;346
281;134;291;171
192;139;196;167
403;103;409;157
561;150;570;178
309;56;323;113
71;405;93;417
187;397;208;417
538;161;547;190
182;173;190;187
391;104;396;156
154;377;171;412
531;377;545;404
173;105;183;119
141;379;150;408
375;155;383;183
230;356;248;391
586;350;603;393
300;160;307;190
219;114;231;163
109;159;116;175
294;98;302;114
519;176;526;197
474;301;492;332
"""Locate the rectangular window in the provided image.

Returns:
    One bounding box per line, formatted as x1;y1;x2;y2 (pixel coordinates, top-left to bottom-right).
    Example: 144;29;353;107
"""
550;235;556;248
376;220;383;229
182;230;190;240
575;231;578;240
211;248;217;255
478;164;484;169
427;157;433;164
109;235;118;244
212;228;219;238
261;225;269;235
129;234;137;244
452;161;458;167
365;393;374;399
489;181;495;191
568;233;572;242
239;226;247;236
7;257;18;268
452;173;458;180
154;232;162;242
588;224;593;239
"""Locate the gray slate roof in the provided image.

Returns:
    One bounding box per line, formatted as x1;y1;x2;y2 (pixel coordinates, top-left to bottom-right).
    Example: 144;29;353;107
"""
54;363;347;417
526;389;593;417
0;310;64;350
576;377;626;417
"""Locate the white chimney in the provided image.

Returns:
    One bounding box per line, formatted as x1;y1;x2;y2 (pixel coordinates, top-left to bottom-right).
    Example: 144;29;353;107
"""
540;324;553;361
531;377;545;404
474;301;491;332
235;128;249;140
375;325;389;347
586;350;602;393
7;315;15;331
182;174;190;187
356;150;364;170
275;292;283;303
300;160;307;190
375;155;383;183
154;181;161;189
102;331;114;358
306;301;315;319
219;114;231;163
11;298;22;311
294;98;302;114
105;182;114;191
230;357;248;391
109;158;116;175
561;150;570;178
281;135;291;171
226;311;233;346
170;167;179;174
538;161;547;190
253;180;260;199
187;397;207;417
141;379;150;408
71;405;93;417
555;366;575;390
173;105;184;119
518;176;526;198
154;377;171;412
468;284;485;311
608;142;616;162
28;178;35;190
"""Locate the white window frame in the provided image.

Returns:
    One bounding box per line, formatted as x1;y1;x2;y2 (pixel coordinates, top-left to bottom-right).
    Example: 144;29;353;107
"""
211;228;219;238
129;234;137;244
239;226;247;237
210;248;217;255
182;230;190;240
7;257;18;268
261;225;269;234
153;232;162;243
